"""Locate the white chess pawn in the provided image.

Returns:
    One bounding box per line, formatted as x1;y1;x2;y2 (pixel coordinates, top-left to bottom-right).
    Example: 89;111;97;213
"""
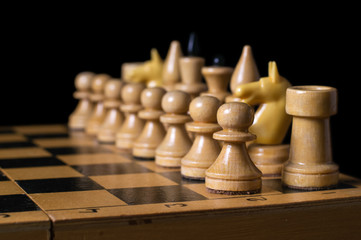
68;72;95;130
86;73;111;135
97;79;124;143
181;96;222;180
155;90;192;167
116;82;146;150
205;102;262;194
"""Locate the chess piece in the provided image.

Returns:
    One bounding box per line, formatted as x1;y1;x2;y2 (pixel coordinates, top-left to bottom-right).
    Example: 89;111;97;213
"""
121;62;143;82
176;32;207;98
125;49;163;87
85;73;111;135
97;79;124;143
162;40;183;91
181;96;222;180
68;71;95;130
248;144;289;177
187;32;201;57
201;65;233;103
231;62;292;177
282;85;339;190
156;90;192;168
176;57;207;99
133;87;166;160
226;45;260;103
205;102;262;194
116;82;146;150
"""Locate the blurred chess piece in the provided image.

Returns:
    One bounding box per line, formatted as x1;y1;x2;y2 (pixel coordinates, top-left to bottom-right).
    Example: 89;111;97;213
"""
133;87;166;160
116;82;146;150
181;96;222;180
176;32;207;98
125;49;163;87
156;90;192;167
205;102;262;194
233;61;292;177
201;56;233;103
97;79;124;143
68;72;95;130
226;45;260;103
282;85;339;190
86;73;111;135
162;40;183;91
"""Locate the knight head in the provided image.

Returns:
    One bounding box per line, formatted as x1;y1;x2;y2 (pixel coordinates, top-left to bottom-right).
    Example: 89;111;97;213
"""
234;61;291;105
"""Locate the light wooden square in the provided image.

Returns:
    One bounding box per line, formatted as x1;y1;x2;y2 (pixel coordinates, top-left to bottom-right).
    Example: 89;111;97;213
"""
30;190;127;211
5;166;83;180
183;183;279;199
0;134;28;143
0;147;51;159
0;181;24;195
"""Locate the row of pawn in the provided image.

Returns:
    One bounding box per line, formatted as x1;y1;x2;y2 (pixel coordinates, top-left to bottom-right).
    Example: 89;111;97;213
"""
68;70;262;195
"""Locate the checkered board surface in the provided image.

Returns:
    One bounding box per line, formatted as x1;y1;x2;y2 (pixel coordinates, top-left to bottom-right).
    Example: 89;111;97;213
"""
1;124;361;232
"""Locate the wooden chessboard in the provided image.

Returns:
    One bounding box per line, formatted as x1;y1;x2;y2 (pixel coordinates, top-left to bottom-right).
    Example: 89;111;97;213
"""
1;124;361;240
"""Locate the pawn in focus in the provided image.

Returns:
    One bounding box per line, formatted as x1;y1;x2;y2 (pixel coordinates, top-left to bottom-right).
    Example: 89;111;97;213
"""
205;102;262;194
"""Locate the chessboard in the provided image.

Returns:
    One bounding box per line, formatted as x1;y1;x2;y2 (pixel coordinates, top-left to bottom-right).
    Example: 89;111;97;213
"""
1;124;361;240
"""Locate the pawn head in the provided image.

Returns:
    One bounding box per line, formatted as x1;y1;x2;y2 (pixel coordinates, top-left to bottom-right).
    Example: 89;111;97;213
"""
161;90;191;114
217;102;254;131
189;96;220;123
141;87;166;109
75;71;95;91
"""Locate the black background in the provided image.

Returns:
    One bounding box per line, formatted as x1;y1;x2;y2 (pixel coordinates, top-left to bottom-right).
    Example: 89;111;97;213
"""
1;6;359;178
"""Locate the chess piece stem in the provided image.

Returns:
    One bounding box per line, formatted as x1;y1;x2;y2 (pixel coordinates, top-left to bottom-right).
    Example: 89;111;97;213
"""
176;57;207;99
201;66;233;103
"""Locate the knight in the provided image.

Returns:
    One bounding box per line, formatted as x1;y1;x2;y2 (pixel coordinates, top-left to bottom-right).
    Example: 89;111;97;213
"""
123;49;164;87
230;61;291;177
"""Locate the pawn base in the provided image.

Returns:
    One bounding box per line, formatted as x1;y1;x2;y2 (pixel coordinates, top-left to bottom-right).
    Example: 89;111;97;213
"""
206;187;261;195
181;165;207;180
205;176;262;195
155;155;182;168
